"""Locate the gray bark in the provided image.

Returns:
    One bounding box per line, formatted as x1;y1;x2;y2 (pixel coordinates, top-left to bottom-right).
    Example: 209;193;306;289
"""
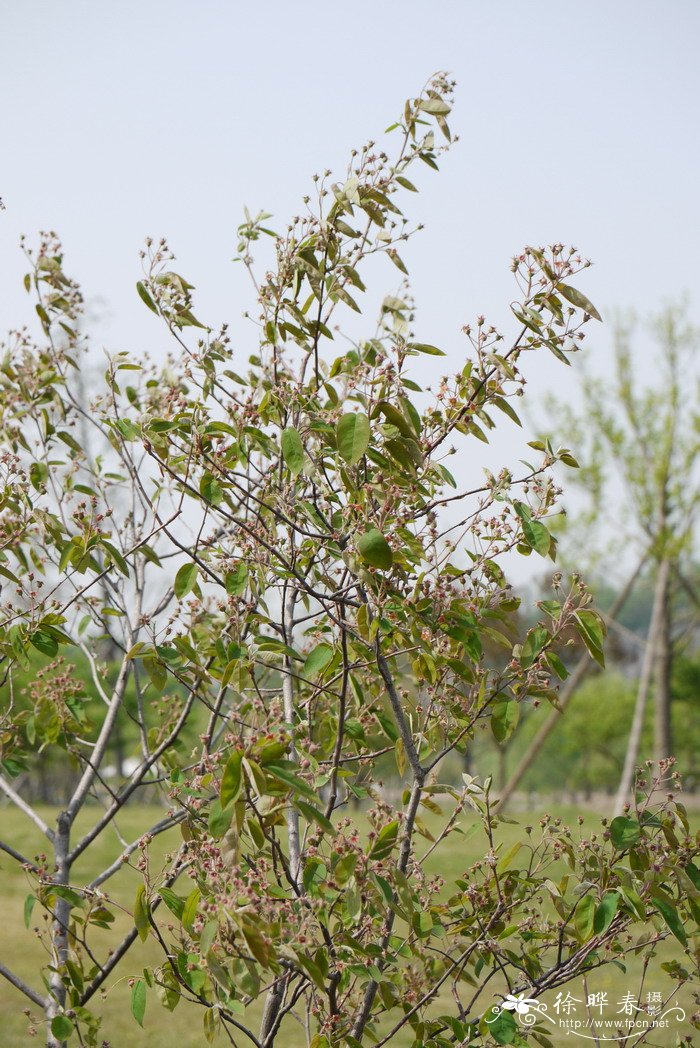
614;557;671;815
46;813;71;1048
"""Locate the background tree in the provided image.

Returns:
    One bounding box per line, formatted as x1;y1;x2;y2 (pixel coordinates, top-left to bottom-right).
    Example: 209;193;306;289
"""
507;307;700;814
0;79;697;1048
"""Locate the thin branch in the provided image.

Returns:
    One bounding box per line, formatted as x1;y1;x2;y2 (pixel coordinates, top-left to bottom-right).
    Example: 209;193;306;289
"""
0;838;40;873
88;810;186;889
0;775;54;841
0;958;47;1009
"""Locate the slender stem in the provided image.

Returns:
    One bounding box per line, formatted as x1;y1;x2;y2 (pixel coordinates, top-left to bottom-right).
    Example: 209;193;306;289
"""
67;654;131;820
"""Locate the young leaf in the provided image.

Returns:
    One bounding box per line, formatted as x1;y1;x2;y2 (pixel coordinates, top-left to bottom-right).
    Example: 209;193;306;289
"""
336;412;370;465
30;631;58;657
369;820;398;860
23;894;36;929
593;891;619;935
303;642;334;679
557;282;602;322
134;885;150;942
575;610;606;667
136;280;159;315
200;472;223;505
266;761;317;800
220;751;243;808
158;888;186;921
51;1016;74;1040
174;562;199;599
281;427;304;476
575;895;596;942
652;893;688;946
357;528;393;570
182;888;201;933
609;816;641;850
225;563;248;596
491;700;520;743
131;978;147;1027
481;1007;517;1045
208;799;234;839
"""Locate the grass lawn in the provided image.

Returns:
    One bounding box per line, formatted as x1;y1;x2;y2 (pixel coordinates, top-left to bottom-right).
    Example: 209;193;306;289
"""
0;801;695;1046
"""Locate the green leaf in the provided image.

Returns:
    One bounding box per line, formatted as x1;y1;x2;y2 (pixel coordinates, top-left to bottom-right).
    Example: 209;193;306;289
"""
373;400;416;438
496;842;522;874
101;540;130;576
593;891;619;935
220;751;243;808
30;631;58;657
134;885;150;942
131;978;147;1027
158;888;185;921
51;885;84;908
29;462;48;490
295;800;335;835
481;1007;517;1045
575;610;606;667
412;910;433;937
208;799;234;839
23;894;36;929
419;98;451;115
557;282;602;322
547;651;569;681
303;642;334;679
143;656;167;692
200;472;223;505
491;700;519;743
609;816;641;849
369;820;398;860
182;888;200;932
174;562;199;599
652;893;687;946
266;761;317;800
515;502;551;557
575;894;596;942
136;280;159;315
520;625;549;669
407;342;445;356
336;411;371;465
281;427;304;476
51;1016;74;1040
225;563;248;596
357;528;393;570
303;857;327;895
114;418;140;441
203;1007;218;1044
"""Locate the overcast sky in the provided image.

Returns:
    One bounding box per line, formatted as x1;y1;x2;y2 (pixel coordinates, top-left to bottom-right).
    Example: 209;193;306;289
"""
2;1;698;576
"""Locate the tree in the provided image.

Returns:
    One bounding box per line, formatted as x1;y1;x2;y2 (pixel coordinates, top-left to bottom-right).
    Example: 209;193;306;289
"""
0;77;697;1048
535;306;700;811
496;556;645;810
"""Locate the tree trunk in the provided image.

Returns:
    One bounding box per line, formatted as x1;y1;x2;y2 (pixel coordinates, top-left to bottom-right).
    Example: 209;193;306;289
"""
653;557;672;762
46;813;71;1048
496;556;645;813
613;558;670;816
259;586;299;1046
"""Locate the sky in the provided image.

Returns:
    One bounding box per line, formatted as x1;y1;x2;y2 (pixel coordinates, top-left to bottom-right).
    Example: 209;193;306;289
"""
2;0;699;576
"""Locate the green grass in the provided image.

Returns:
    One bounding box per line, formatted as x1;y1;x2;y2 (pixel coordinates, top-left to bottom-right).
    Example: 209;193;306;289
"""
0;802;695;1046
